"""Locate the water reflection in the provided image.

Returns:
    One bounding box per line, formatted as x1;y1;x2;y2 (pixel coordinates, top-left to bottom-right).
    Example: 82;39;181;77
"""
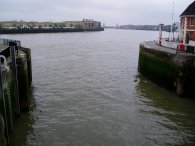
10;86;36;146
2;30;195;146
136;75;195;145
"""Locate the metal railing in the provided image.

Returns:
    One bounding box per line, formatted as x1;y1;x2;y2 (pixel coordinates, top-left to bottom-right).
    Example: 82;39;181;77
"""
0;38;21;47
159;38;195;54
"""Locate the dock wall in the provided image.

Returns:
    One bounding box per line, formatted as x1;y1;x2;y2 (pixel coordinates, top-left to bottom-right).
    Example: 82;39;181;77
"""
0;28;104;34
139;42;195;97
0;42;32;146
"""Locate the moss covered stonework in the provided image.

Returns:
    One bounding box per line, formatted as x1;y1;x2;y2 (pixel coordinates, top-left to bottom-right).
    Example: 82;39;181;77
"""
139;51;177;90
139;42;195;97
0;136;7;146
183;60;195;96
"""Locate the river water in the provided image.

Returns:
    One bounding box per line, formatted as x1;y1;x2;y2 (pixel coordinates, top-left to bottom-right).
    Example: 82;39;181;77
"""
1;30;195;146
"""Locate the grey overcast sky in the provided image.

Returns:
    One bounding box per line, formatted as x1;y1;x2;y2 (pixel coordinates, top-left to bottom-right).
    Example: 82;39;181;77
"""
0;0;194;25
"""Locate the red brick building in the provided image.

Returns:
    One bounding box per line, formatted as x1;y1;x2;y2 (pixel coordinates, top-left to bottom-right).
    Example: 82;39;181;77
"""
180;1;195;44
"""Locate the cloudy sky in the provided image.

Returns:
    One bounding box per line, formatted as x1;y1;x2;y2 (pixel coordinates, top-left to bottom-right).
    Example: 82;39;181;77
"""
0;0;194;25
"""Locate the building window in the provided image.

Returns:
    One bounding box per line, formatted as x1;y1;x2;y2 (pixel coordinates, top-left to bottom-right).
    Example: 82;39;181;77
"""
189;32;193;40
190;18;194;26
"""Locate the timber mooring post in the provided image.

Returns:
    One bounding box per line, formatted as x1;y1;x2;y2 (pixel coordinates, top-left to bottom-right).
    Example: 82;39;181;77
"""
10;46;20;116
159;24;163;46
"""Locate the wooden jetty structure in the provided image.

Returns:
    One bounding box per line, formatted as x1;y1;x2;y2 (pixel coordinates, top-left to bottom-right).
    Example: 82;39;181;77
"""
0;39;32;146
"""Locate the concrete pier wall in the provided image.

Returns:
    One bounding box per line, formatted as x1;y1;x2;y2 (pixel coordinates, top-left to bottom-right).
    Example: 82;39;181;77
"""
139;42;195;97
0;41;32;146
0;27;104;34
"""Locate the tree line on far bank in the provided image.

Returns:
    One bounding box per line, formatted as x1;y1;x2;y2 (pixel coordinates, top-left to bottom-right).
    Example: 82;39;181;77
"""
0;21;83;30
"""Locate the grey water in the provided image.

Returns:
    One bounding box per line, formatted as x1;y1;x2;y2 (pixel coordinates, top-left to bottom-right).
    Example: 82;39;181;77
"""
1;30;195;146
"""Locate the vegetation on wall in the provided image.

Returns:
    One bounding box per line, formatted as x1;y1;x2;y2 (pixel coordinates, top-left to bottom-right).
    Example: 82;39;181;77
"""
138;51;178;90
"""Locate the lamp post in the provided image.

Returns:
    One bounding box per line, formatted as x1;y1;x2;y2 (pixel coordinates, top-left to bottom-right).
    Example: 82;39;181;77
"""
173;22;176;41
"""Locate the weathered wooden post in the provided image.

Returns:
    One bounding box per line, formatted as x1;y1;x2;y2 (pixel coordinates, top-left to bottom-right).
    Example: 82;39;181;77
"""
10;46;20;115
19;48;32;85
0;38;32;145
0;59;9;145
159;24;163;46
17;50;30;111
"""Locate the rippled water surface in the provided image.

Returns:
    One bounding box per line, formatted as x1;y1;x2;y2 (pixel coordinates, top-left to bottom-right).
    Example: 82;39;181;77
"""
1;30;195;146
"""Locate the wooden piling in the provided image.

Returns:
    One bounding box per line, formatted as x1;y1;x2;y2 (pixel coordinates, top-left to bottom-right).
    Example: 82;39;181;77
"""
10;46;20;116
19;47;32;85
17;50;30;111
0;39;32;145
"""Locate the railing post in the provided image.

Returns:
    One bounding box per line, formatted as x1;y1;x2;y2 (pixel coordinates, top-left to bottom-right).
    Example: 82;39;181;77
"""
10;46;20;116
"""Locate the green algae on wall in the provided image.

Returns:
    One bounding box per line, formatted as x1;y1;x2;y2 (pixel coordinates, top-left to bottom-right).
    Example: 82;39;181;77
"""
3;88;13;135
138;51;178;90
139;43;195;97
0;114;6;146
0;40;32;145
0;136;7;146
184;64;195;96
0;80;15;145
0;73;15;145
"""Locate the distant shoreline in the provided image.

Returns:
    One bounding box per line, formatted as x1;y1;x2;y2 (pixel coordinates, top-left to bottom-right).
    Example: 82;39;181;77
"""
0;28;104;34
